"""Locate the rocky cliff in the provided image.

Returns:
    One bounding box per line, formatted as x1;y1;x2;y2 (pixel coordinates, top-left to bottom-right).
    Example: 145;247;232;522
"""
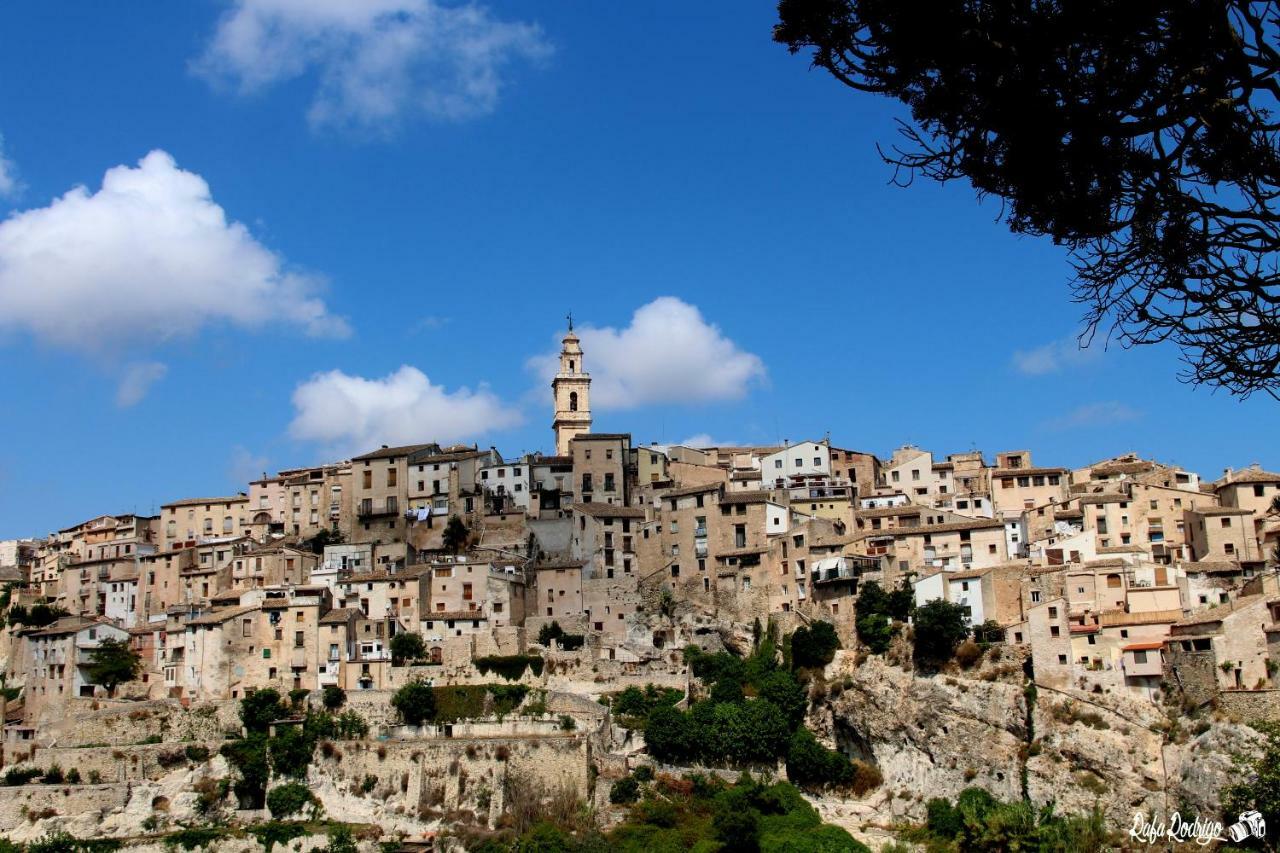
806;651;1262;842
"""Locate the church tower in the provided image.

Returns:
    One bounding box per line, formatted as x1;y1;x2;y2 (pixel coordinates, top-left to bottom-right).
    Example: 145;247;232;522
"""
552;322;591;455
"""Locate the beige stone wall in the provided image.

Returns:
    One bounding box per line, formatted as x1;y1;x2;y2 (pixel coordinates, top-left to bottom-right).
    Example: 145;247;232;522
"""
34;699;239;747
18;741;223;782
309;734;590;825
1218;689;1280;722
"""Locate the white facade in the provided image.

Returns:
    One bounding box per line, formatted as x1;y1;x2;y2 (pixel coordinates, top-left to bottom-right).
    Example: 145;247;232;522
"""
104;578;138;628
478;459;532;510
760;441;831;488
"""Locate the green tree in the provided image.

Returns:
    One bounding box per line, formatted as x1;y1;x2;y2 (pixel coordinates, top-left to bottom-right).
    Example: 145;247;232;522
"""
240;688;286;734
885;581;916;622
775;0;1280;397
855;613;893;655
791;622;840;670
1222;721;1280;850
266;781;319;819
644;705;695;763
443;514;470;554
391;680;437;726
389;631;426;665
757;670;808;728
913;600;970;668
854;581;889;619
538;621;565;646
83;638;141;696
322;684;346;710
786;728;854;790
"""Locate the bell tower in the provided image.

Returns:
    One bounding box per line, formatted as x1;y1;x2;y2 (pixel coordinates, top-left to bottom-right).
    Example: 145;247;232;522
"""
552;317;591;455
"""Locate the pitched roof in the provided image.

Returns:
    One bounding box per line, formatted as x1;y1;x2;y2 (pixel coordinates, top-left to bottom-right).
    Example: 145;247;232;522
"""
858;518;1006;539
572;502;645;519
351;443;439;462
1179;560;1243;575
855;505;923;519
721;491;771;505
161;495;247;508
319;608;358;625
1219;466;1280;486
992;467;1067;478
187;605;258;627
661;482;724;499
1174;594;1265;628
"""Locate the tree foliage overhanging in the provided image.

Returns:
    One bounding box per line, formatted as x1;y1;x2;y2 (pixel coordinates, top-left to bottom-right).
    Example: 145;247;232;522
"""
776;0;1280;397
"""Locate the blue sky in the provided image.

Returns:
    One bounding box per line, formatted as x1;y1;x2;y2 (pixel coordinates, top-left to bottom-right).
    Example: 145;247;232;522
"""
0;1;1276;538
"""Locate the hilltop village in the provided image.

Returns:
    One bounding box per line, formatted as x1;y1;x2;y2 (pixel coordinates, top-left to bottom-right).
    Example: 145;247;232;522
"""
0;327;1277;850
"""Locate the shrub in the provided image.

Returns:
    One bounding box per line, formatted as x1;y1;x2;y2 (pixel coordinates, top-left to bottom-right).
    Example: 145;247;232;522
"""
184;745;210;763
610;776;641;804
41;764;64;784
392;681;437;726
475;655;544;680
973;620;1006;646
4;767;40;786
537;621;565;646
322;684;347;710
65;768;81;785
954;639;984;669
266;781;319;819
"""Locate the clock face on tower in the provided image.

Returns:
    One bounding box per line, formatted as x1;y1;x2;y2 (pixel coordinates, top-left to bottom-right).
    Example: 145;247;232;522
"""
552;327;591;455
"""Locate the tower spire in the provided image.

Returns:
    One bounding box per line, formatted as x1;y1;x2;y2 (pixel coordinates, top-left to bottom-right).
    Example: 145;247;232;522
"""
552;319;591;455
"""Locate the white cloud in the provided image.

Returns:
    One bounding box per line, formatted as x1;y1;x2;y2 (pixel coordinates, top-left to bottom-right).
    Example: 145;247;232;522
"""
1044;401;1142;431
1011;336;1100;376
0;149;348;354
529;298;766;410
195;0;551;130
228;445;271;486
679;434;741;449
115;361;168;408
0;133;19;199
289;364;522;455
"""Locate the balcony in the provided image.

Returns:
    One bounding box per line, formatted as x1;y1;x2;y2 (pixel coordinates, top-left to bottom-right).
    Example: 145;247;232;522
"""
358;500;399;518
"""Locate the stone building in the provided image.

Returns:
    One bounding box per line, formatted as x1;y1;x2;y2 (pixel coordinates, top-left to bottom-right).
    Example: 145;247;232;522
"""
551;326;592;456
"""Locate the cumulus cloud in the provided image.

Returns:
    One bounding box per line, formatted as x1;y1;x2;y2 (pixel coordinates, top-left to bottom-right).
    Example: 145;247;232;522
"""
289;364;522;456
0;133;19;199
115;361;169;408
1044;401;1142;431
195;0;551;130
529;298;766;410
0;149;348;354
680;434;737;449
1011;336;1100;376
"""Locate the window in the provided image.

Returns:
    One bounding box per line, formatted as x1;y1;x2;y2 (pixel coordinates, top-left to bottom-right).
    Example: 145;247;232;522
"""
1254;484;1266;497
362;470;372;489
263;649;271;659
295;631;304;648
569;391;578;411
1057;654;1068;665
1133;650;1148;664
1220;517;1232;528
1030;590;1041;603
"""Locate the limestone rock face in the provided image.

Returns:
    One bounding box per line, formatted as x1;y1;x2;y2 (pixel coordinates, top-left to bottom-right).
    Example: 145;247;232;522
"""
814;654;1260;835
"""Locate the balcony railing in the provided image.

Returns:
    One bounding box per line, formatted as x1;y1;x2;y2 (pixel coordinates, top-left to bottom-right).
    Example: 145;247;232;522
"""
358;501;399;518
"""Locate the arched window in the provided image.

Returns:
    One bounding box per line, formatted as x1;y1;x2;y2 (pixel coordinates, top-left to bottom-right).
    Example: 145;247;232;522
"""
568;359;575;371
569;391;578;411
